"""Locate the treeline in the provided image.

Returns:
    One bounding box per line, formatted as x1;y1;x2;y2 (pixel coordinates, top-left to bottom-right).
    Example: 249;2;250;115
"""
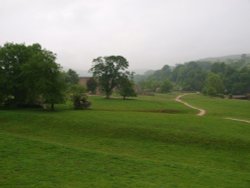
136;54;250;96
0;42;136;110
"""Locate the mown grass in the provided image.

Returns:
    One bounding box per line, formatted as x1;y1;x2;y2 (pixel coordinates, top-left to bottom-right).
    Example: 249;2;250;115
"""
89;93;192;113
0;94;250;187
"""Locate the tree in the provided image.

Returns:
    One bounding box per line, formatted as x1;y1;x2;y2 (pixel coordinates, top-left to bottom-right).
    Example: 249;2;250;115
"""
0;43;30;105
202;73;224;96
41;70;66;111
170;62;207;91
138;78;162;92
211;62;226;75
230;67;250;95
65;69;79;85
90;56;130;98
160;79;173;93
118;74;137;100
0;42;65;110
86;77;98;94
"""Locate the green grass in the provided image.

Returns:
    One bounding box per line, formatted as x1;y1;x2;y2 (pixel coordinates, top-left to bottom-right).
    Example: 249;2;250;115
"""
89;93;192;113
0;94;250;187
183;93;250;119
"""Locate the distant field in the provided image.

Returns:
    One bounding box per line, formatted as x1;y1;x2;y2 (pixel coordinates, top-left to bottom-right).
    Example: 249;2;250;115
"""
0;94;250;187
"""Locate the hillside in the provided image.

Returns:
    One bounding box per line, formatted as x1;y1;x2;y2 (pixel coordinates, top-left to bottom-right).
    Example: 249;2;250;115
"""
198;53;250;63
135;53;250;95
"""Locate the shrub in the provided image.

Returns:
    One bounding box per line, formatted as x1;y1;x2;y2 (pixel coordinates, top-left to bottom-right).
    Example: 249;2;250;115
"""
70;85;91;109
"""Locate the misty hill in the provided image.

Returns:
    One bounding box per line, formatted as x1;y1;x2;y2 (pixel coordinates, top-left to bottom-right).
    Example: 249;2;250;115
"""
136;53;250;78
135;53;250;95
198;53;250;63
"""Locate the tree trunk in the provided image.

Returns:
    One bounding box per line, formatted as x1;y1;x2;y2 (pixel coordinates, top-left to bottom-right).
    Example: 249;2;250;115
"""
106;93;111;99
51;103;55;111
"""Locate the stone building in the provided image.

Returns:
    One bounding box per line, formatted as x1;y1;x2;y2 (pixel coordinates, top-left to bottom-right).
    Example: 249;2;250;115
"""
78;77;91;87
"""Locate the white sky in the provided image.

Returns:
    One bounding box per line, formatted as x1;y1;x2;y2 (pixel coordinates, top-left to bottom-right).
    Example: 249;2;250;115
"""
1;0;250;73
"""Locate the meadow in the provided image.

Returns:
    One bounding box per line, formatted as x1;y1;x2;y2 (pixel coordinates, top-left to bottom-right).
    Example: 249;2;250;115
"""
0;93;250;187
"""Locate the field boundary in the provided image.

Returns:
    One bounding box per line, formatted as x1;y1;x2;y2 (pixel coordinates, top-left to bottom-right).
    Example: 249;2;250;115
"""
175;93;206;116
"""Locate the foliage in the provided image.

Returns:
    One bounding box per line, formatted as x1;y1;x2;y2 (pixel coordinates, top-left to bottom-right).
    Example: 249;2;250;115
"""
41;71;66;111
202;73;224;96
138;79;161;92
117;74;137;99
160;79;173;93
224;67;250;95
70;85;91;109
136;55;250;95
86;77;98;94
171;62;207;91
65;69;79;85
0;42;65;110
90;56;130;98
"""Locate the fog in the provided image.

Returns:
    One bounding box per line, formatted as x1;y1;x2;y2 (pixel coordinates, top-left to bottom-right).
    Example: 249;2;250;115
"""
1;0;250;74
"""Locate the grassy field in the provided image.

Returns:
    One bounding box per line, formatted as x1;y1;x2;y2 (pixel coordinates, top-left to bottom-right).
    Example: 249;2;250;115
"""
0;93;250;187
183;94;250;119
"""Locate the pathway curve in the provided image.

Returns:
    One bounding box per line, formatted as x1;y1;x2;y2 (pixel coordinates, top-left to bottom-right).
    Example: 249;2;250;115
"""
175;93;206;116
175;93;250;124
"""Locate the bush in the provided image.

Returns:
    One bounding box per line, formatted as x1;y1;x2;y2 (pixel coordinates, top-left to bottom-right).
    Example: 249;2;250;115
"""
70;85;91;109
72;94;91;109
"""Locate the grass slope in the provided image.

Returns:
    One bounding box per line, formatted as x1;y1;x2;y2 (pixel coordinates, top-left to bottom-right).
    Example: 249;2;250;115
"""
0;94;250;187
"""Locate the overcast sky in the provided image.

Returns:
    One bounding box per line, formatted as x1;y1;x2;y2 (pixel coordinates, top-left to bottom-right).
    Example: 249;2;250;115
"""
1;0;250;74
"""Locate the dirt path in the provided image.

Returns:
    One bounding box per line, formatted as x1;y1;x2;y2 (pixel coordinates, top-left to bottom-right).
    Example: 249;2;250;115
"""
175;93;250;124
224;117;250;124
175;93;206;116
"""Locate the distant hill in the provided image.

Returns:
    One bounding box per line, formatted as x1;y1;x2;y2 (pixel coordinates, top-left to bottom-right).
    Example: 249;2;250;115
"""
64;54;250;77
135;53;250;94
198;53;250;63
136;53;250;78
197;53;250;70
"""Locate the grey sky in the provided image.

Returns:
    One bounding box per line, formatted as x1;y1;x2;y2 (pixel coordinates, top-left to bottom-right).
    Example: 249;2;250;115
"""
1;0;250;73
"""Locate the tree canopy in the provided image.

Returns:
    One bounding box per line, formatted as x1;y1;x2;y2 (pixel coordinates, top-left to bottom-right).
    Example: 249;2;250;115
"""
136;55;250;96
90;56;131;98
65;69;79;85
0;42;65;110
117;73;137;100
202;73;224;96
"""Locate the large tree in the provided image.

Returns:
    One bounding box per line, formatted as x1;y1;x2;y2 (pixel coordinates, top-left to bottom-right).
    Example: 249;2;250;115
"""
0;42;65;110
0;43;30;104
90;56;130;98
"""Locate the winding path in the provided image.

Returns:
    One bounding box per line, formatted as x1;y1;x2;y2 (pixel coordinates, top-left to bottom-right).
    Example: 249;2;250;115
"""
175;93;206;116
175;93;250;124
